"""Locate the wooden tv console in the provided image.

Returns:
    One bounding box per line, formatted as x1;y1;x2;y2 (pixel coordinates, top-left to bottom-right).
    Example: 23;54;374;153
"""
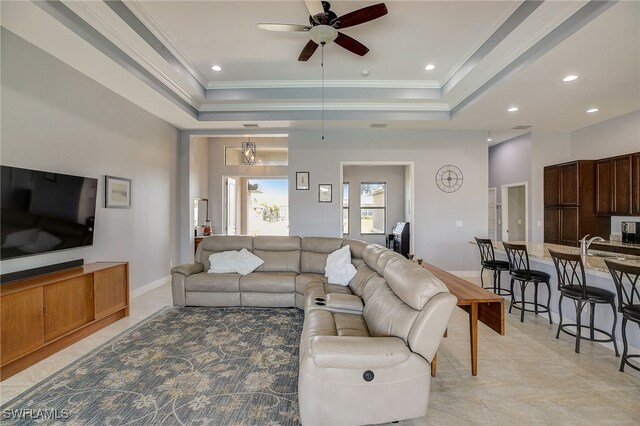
0;262;129;380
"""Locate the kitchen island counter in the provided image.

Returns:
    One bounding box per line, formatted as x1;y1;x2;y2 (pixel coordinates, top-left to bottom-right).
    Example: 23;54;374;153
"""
487;241;639;277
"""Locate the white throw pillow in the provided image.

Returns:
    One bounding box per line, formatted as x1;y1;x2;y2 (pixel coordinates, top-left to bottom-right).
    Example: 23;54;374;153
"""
207;250;239;273
234;248;264;275
324;245;357;286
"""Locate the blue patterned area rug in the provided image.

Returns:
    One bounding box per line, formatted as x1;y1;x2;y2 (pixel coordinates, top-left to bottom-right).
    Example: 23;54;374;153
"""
2;307;304;425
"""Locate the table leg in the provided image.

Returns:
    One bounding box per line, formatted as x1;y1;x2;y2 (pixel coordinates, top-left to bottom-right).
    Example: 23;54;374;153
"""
469;302;478;376
431;353;437;377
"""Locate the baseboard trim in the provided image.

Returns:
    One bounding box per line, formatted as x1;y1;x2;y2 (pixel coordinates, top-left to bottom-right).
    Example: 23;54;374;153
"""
130;275;170;299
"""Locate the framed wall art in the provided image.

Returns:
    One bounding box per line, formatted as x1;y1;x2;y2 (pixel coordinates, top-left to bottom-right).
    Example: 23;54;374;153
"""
296;172;310;190
319;184;332;203
105;175;132;208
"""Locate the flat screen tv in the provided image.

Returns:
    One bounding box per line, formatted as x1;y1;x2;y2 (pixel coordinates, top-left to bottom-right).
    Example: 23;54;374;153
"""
1;165;98;260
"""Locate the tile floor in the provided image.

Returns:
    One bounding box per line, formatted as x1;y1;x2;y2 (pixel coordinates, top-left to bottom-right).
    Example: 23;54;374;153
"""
1;278;639;425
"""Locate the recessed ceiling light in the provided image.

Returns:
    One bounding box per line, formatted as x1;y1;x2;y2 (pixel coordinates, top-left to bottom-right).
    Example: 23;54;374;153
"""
361;70;370;77
562;74;578;82
487;138;493;142
211;65;222;72
586;108;599;113
424;64;436;71
507;106;519;112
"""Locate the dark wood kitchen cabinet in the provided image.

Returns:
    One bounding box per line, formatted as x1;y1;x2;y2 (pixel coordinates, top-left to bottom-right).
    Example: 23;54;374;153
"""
633;153;640;215
543;160;610;246
543;161;581;207
596;154;632;215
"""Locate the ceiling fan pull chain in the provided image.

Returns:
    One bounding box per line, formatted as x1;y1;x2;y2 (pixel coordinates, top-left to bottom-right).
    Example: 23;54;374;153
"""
321;42;325;141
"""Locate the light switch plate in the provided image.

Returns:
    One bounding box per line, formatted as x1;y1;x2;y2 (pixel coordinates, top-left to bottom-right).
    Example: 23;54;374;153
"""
456;221;463;228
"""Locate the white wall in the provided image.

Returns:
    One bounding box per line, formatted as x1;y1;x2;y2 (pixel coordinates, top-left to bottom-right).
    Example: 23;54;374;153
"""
570;110;640;160
489;133;532;204
288;128;488;272
343;165;406;246
191;137;209;200
1;29;179;290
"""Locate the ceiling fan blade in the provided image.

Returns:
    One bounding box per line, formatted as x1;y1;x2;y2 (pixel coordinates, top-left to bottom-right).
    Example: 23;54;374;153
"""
257;23;311;32
331;3;388;29
298;40;319;61
335;32;369;56
305;0;324;24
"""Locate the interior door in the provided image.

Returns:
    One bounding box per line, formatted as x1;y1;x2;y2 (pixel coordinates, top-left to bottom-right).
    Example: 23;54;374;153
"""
226;177;237;235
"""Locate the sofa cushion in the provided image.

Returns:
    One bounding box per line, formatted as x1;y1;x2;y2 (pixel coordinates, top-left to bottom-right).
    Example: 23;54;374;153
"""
348;263;378;297
301;237;344;274
376;251;405;276
362;244;387;271
185;272;240;292
254;236;301;273
383;258;449;310
360;275;387;304
363;282;419;343
324;245;357;285
341;239;367;260
334;313;370;337
239;272;297;293
295;273;327;294
197;236;253;270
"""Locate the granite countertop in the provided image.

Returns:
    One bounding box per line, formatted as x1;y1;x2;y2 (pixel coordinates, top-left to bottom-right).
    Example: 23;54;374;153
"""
589;240;640;250
472;241;640;275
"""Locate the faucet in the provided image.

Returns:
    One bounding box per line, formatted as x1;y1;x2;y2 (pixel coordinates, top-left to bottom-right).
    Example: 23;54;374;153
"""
580;234;605;256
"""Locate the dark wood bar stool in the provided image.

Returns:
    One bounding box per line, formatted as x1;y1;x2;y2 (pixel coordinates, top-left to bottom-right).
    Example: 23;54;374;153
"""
503;242;552;323
605;259;640;372
549;249;619;355
475;237;511;296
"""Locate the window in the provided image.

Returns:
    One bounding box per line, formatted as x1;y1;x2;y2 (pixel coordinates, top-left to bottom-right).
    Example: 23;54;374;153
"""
343;182;349;235
224;146;288;165
360;183;386;235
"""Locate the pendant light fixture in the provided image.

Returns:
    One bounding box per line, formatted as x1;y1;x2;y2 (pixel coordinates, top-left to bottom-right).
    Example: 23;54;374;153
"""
242;139;256;165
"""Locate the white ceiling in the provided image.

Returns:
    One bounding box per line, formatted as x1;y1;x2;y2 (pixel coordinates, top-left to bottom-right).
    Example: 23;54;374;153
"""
2;0;639;143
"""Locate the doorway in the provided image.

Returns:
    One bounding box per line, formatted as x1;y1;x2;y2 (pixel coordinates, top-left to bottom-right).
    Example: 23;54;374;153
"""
501;182;528;242
247;178;289;236
225;176;289;236
225;177;237;235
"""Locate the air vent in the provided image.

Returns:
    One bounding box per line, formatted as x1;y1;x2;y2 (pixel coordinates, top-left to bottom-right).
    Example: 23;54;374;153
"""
512;125;533;130
243;123;259;128
370;123;388;128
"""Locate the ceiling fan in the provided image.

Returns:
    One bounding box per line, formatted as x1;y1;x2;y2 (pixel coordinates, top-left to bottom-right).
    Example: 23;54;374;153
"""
258;1;388;61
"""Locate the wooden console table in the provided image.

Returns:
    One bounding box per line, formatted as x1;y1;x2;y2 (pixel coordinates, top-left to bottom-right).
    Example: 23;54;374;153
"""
422;262;504;376
0;262;129;380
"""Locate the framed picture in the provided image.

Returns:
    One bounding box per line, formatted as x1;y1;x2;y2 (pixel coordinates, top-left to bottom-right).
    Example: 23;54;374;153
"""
319;184;332;203
296;171;310;190
105;175;132;208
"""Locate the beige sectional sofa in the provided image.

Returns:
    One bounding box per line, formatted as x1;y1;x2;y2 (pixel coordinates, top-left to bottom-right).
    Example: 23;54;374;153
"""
171;235;456;426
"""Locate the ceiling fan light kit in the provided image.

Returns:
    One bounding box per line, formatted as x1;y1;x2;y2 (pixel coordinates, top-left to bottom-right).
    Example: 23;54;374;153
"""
258;1;388;61
309;25;338;45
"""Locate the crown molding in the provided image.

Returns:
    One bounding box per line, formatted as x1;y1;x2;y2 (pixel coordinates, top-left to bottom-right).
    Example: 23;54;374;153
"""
199;102;450;112
62;0;201;108
206;80;442;90
125;0;208;89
